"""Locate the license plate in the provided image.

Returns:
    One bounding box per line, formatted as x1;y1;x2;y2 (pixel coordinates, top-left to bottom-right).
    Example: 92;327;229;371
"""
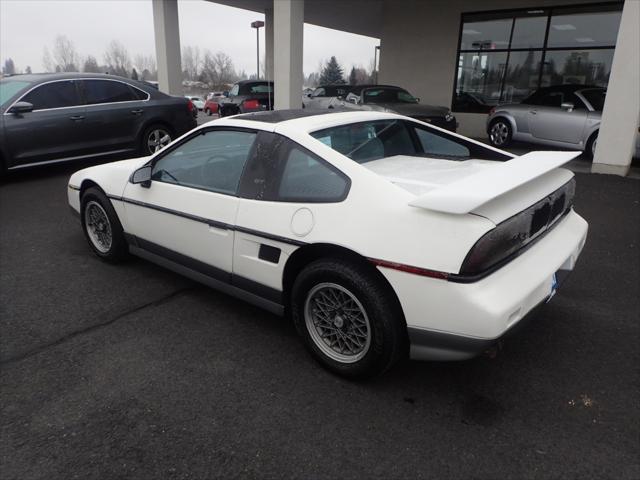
546;272;559;303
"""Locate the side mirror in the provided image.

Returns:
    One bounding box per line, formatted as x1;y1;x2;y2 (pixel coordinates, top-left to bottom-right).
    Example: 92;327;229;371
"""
414;97;421;103
561;102;574;112
131;165;152;188
9;101;34;114
349;97;358;105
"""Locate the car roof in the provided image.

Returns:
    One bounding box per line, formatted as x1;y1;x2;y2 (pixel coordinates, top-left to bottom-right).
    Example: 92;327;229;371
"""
214;109;402;133
1;72;135;84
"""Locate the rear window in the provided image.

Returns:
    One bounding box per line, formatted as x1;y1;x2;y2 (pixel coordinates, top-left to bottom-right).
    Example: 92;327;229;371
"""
239;83;273;95
83;80;142;104
1;80;31;107
311;119;478;163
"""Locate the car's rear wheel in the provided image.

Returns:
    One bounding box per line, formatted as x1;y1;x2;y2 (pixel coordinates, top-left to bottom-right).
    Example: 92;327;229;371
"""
81;187;129;263
205;108;212;116
489;119;513;147
142;124;172;155
585;131;598;158
291;259;407;379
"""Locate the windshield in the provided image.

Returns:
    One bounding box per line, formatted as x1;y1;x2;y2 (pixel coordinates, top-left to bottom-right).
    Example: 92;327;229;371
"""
0;80;31;107
362;88;418;104
580;88;606;111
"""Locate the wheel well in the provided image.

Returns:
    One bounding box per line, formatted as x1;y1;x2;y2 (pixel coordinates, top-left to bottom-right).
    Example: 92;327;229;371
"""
282;243;406;323
489;115;513;131
79;179;103;198
141;120;175;138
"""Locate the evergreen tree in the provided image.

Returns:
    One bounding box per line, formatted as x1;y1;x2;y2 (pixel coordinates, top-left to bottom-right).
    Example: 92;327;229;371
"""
319;56;345;85
131;68;139;80
25;65;32;74
2;58;16;75
82;55;100;73
348;66;357;85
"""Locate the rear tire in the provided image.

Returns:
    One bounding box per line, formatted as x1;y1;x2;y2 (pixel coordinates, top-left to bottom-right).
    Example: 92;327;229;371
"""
291;258;407;379
141;124;173;156
205;108;212;116
81;187;129;263
488;118;513;148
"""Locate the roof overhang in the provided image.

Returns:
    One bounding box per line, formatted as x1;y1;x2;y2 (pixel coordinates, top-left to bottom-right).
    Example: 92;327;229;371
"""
206;0;383;38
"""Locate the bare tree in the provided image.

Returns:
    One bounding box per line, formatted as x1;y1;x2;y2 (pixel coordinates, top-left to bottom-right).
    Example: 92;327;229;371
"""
104;40;131;77
82;55;101;73
53;35;78;72
134;54;157;80
181;45;201;81
42;47;55;72
201;51;237;89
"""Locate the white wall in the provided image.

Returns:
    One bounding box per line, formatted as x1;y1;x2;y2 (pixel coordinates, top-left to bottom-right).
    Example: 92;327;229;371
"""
378;0;606;138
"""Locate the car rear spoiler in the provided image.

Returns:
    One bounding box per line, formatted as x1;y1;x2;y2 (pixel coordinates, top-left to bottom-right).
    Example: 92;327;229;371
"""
409;151;581;214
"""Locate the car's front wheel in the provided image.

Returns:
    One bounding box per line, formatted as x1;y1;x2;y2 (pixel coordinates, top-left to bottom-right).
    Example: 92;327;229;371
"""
291;259;407;379
142;125;172;155
489;119;513;147
81;187;129;263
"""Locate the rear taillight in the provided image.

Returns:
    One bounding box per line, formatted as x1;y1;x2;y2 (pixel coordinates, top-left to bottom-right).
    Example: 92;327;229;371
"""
460;179;575;277
187;100;194;112
242;99;260;110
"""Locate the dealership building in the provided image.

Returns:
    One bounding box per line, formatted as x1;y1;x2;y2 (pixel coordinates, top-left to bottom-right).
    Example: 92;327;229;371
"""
152;0;638;176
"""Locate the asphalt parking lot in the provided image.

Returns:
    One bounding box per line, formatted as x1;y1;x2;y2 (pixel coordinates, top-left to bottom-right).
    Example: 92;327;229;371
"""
1;161;639;479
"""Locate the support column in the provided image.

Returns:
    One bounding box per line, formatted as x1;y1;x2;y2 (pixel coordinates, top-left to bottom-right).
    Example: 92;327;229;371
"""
265;7;274;82
273;0;304;110
592;0;639;176
152;0;182;96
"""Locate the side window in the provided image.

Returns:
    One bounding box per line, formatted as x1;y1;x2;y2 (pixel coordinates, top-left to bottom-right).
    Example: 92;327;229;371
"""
278;145;349;202
151;130;256;195
312;88;325;98
22;81;81;110
414;126;470;158
83;80;138;104
537;92;563;107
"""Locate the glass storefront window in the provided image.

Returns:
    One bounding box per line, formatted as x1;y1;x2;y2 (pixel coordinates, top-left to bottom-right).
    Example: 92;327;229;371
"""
541;49;614;87
460;18;512;50
548;10;622;48
453;3;622;113
500;50;543;103
510;15;547;49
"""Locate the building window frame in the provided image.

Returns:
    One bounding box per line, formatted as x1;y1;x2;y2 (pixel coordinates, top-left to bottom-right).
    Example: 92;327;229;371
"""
451;1;623;113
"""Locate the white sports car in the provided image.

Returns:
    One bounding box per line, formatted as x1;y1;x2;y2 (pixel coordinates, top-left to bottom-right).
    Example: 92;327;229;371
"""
68;110;588;378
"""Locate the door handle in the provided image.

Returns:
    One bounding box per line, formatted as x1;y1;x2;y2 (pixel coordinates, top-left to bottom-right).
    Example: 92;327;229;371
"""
131;109;144;115
69;115;85;121
530;110;537;115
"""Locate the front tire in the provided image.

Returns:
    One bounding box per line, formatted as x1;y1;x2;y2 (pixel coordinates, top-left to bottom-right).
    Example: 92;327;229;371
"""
488;118;513;148
291;259;407;379
81;187;129;263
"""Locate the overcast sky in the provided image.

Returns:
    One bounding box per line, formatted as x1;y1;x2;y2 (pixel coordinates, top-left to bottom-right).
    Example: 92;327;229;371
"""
0;0;379;76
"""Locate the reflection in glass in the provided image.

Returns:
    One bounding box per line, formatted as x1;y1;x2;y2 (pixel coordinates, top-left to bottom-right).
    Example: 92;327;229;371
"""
454;52;508;112
510;15;547;49
460;19;512;50
542;50;614;87
500;50;543;103
548;11;621;48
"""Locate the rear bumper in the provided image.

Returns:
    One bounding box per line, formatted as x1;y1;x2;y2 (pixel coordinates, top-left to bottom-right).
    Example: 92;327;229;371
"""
377;210;588;360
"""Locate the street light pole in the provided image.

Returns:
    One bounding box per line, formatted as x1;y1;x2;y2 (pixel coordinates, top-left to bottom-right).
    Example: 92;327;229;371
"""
251;20;265;80
373;45;380;83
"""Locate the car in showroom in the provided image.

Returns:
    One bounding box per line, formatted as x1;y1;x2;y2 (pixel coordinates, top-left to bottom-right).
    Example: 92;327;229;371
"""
184;95;205;111
319;84;458;131
486;84;640;158
0;73;197;174
217;80;274;117
67;110;588;378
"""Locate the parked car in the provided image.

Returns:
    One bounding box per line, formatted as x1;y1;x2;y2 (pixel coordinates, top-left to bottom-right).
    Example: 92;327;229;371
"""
68;110;588;378
328;85;457;131
488;85;606;157
0;73;197;174
303;84;350;109
218;80;274;117
206;91;225;101
185;95;205;110
203;98;220;116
